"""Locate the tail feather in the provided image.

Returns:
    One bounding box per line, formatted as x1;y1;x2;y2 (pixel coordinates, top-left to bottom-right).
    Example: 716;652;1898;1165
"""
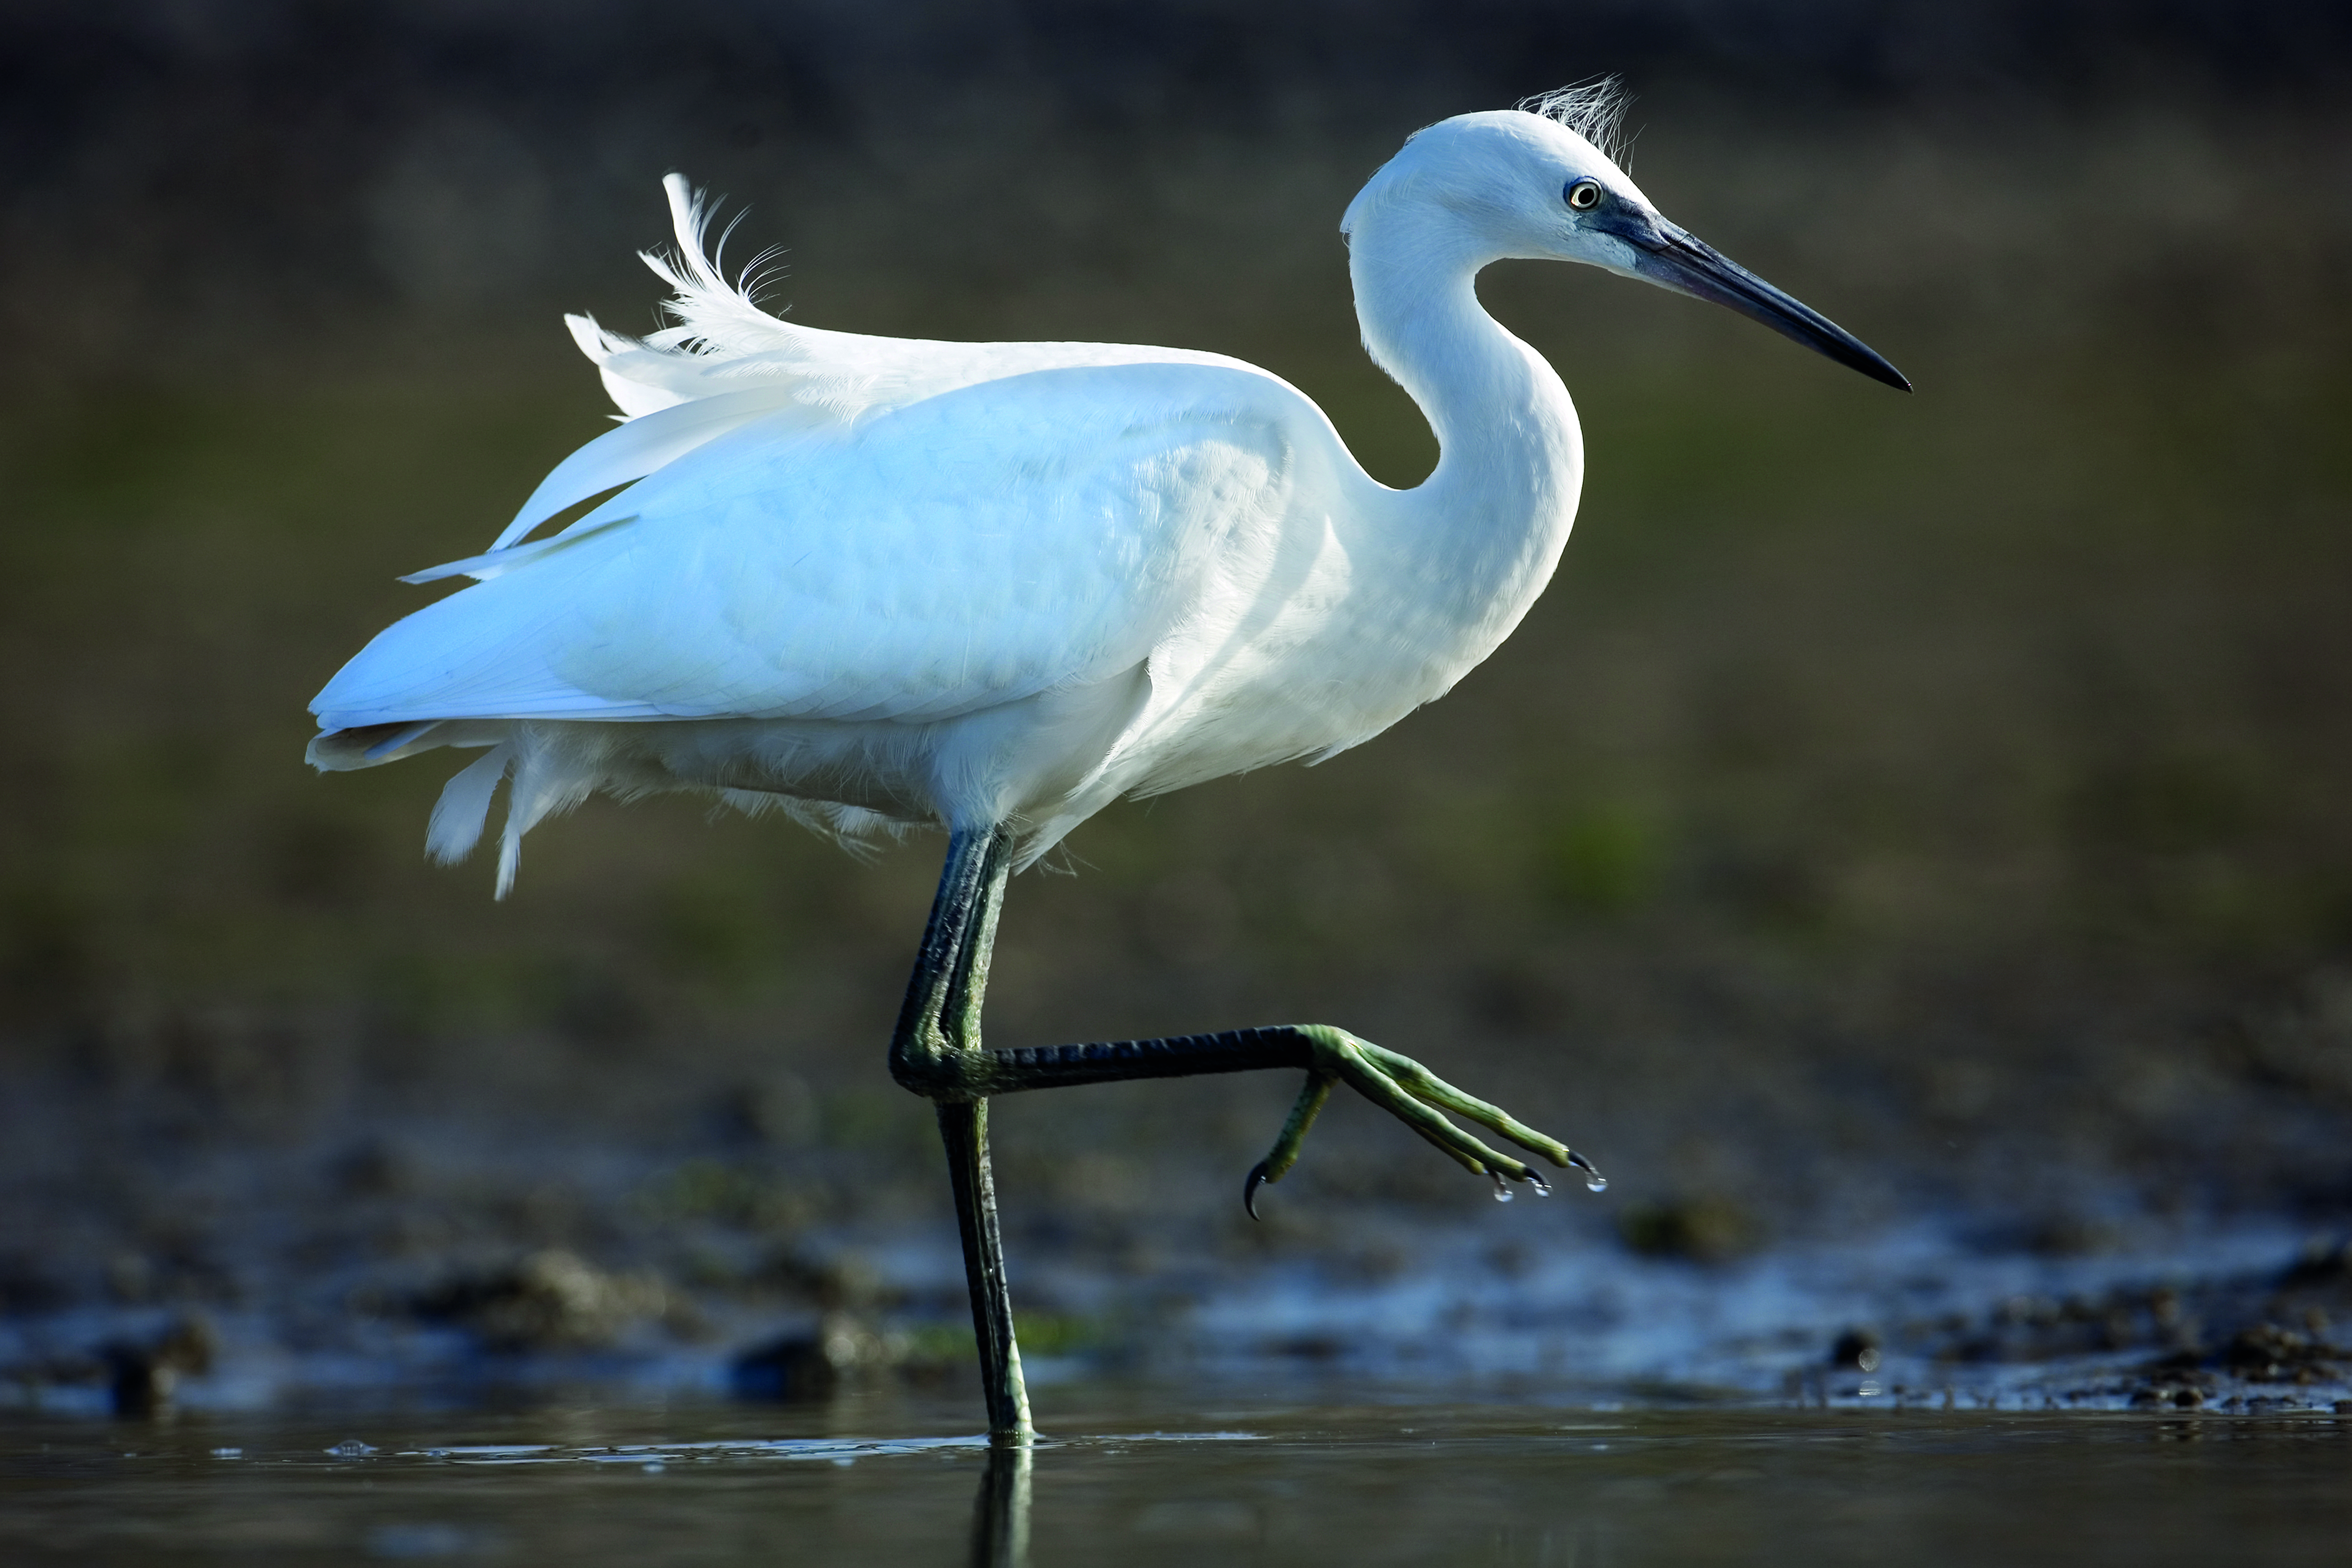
307;720;471;771
427;743;514;867
493;729;601;899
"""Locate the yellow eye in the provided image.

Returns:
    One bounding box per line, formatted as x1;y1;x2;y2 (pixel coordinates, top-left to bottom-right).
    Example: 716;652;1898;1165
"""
1565;179;1603;212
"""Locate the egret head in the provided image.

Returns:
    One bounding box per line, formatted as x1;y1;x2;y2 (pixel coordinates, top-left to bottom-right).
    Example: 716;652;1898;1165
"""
1345;84;1910;392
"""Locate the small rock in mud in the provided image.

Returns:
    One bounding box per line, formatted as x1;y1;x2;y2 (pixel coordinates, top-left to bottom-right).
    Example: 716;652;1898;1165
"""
415;1249;668;1352
331;1139;417;1197
2279;1237;2352;1289
758;1248;889;1312
1618;1197;1761;1264
2218;1322;2349;1383
2115;1319;2352;1408
101;1313;218;1415
731;1335;840;1401
2023;1216;2123;1258
1829;1327;1882;1372
731;1312;900;1400
719;1074;821;1149
2128;1384;2208;1410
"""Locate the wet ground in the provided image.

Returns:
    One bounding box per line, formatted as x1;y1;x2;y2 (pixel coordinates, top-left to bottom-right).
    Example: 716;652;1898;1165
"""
9;1178;2350;1420
9;1191;2352;1564
9;1387;2352;1566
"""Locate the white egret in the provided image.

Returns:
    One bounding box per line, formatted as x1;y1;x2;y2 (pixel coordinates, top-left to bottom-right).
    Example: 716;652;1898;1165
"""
310;85;1906;1440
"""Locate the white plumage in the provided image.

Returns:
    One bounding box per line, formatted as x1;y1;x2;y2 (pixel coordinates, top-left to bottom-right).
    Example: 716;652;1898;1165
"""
311;90;1902;895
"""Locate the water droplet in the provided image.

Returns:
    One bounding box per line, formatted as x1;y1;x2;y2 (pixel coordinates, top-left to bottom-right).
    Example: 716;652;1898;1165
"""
1490;1172;1513;1203
1529;1174;1552;1197
1585;1174;1608;1193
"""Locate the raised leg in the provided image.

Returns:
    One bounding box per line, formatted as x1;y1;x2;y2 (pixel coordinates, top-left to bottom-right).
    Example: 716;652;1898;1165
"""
980;1023;1604;1212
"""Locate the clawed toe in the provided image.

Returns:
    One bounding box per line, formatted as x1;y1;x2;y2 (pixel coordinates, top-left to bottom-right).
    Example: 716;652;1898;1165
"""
1243;1160;1273;1220
1243;1024;1599;1213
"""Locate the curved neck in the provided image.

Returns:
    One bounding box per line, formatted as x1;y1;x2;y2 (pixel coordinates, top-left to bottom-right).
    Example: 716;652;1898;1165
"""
1344;204;1583;632
1348;210;1582;523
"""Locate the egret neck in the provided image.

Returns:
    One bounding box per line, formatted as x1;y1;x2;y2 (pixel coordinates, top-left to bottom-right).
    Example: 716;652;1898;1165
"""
1347;203;1585;673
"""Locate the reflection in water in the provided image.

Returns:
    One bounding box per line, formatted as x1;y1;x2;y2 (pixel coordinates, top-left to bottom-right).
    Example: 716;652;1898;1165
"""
8;1400;2352;1566
970;1441;1033;1568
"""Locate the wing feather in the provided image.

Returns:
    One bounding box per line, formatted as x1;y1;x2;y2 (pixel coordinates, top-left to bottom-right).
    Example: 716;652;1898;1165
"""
486;386;808;552
311;364;1300;732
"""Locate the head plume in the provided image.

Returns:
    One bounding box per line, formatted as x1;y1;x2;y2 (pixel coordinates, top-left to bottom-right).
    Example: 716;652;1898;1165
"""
1341;78;1639;242
1517;78;1634;167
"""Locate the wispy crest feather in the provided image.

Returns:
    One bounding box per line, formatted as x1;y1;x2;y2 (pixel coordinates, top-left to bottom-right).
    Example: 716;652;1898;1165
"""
641;173;794;355
1517;78;1634;167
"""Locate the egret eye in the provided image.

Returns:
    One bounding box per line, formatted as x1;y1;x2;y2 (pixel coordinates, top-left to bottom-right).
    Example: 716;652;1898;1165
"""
1565;179;1603;212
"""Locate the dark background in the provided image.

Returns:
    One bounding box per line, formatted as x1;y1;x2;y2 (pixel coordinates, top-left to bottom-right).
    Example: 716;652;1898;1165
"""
2;0;2349;1387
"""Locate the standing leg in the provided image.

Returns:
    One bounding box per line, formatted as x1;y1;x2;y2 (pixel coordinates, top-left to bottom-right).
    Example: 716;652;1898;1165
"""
892;827;1031;1440
938;1099;1030;1441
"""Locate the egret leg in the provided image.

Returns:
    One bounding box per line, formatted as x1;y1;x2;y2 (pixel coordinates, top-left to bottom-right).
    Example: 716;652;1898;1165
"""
976;1023;1600;1205
936;1098;1028;1441
892;827;1031;1441
889;830;1597;1437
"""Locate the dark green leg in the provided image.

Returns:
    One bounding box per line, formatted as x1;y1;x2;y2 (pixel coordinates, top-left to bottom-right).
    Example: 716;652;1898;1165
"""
892;827;1030;1441
937;1098;1029;1441
890;828;1600;1440
972;1023;1602;1205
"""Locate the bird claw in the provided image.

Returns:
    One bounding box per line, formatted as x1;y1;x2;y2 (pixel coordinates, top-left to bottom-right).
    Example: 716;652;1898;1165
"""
1239;1073;1336;1217
1242;1025;1595;1212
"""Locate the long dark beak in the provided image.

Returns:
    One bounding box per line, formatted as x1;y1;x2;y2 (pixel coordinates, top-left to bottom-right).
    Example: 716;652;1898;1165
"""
1627;220;1911;392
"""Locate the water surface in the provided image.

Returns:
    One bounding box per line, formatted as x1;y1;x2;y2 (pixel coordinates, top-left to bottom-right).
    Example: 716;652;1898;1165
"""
8;1387;2349;1566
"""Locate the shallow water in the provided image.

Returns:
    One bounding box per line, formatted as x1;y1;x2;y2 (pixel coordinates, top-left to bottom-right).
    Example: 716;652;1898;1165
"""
9;1386;2350;1567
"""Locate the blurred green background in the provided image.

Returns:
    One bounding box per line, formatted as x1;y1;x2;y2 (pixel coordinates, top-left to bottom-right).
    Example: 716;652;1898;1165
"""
2;1;2349;1365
